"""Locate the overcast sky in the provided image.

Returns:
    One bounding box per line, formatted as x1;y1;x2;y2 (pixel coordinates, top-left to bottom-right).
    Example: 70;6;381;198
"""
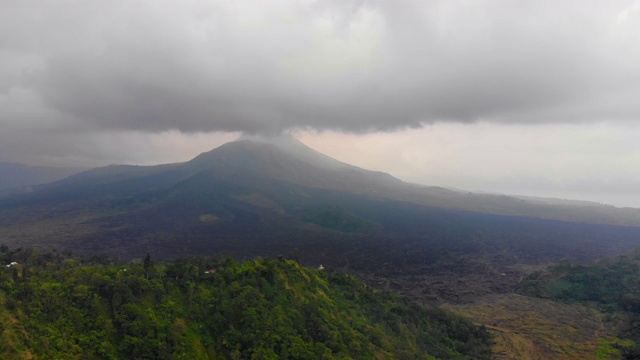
2;1;640;207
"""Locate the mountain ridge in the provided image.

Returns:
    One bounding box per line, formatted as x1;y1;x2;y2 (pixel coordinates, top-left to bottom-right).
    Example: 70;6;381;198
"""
4;137;640;227
0;162;86;193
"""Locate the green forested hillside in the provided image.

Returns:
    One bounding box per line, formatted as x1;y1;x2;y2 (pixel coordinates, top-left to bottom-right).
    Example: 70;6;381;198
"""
0;247;492;359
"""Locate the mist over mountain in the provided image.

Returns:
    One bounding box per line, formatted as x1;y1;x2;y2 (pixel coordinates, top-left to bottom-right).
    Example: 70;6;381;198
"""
5;2;640;357
0;162;85;192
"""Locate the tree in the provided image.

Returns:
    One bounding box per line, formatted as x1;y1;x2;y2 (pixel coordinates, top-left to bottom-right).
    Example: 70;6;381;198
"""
144;253;152;279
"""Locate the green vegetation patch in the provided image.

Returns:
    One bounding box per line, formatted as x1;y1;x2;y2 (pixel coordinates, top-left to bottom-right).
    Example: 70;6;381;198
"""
300;205;380;233
0;246;492;359
515;252;640;359
199;214;220;223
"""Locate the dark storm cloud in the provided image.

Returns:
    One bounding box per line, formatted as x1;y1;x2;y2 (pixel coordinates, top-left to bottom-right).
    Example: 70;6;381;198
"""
2;1;640;138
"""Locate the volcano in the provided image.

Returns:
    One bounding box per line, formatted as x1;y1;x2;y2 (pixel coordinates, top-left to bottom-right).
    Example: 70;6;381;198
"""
1;137;640;278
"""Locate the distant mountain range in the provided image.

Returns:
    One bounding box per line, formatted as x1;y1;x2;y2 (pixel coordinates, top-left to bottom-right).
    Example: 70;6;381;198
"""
0;162;86;193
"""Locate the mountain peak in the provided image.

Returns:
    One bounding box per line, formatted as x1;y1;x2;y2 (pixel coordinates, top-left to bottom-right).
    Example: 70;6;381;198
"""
181;135;403;196
235;134;351;171
237;133;299;145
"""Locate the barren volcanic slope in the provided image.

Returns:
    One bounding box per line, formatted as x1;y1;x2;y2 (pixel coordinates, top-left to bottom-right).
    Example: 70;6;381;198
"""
2;138;640;267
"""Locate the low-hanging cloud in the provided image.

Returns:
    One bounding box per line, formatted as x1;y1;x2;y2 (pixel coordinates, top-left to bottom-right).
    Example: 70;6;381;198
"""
2;0;640;163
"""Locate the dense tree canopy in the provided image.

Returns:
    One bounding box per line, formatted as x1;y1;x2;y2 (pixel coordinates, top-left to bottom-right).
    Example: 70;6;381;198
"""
0;246;492;359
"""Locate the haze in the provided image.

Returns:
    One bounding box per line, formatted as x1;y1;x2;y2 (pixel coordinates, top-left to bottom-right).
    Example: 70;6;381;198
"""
2;1;640;207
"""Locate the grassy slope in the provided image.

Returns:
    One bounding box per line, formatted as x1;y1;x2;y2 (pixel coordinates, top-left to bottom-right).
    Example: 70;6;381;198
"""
512;253;640;359
444;294;615;360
